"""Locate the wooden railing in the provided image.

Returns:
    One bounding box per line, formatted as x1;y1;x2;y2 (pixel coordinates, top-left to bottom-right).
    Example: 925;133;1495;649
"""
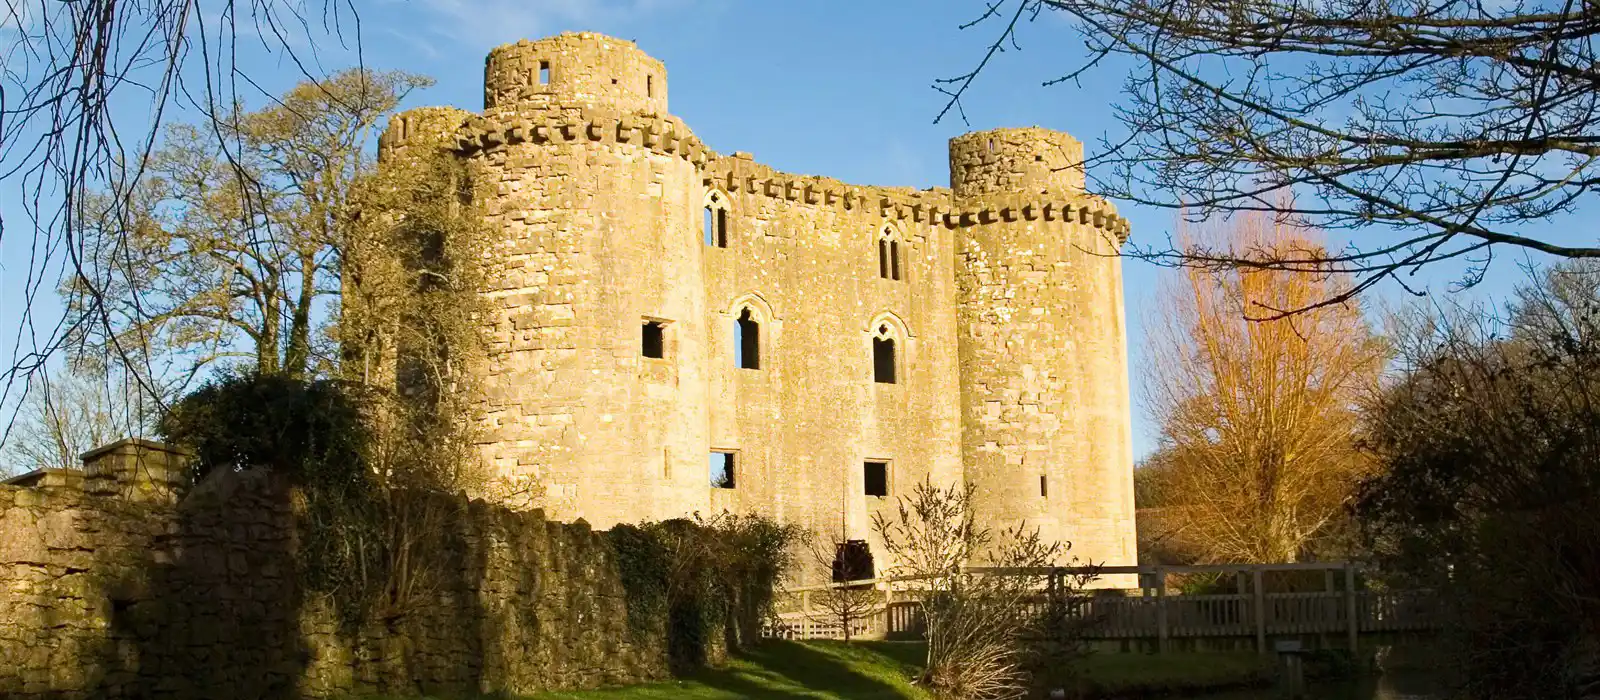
764;563;1439;653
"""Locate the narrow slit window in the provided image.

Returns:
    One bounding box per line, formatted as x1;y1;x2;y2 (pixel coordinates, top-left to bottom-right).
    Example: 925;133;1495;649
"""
873;335;895;384
710;452;736;489
864;461;888;497
703;192;729;248
642;320;665;359
879;227;902;281
735;308;760;369
647;74;654;97
538;60;551;85
1040;474;1049;498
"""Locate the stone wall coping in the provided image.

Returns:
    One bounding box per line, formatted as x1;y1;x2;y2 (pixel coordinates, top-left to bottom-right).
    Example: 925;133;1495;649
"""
447;105;1131;244
80;437;194;463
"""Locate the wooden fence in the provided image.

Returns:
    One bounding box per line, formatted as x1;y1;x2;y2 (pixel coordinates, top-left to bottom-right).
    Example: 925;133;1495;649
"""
765;563;1438;654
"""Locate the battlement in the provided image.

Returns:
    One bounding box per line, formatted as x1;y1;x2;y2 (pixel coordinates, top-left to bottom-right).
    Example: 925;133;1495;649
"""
449;105;1129;242
378;106;473;162
950;127;1086;200
484;32;667;115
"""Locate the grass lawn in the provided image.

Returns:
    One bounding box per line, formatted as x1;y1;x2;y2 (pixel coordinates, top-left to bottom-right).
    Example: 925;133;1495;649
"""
361;642;1272;699
521;640;929;700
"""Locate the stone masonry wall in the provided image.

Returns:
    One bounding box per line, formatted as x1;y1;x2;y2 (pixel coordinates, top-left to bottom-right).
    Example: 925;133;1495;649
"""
379;31;1140;584
0;457;667;699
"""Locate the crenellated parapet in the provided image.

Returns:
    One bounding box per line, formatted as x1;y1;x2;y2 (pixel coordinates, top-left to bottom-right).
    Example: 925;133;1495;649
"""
378;106;474;162
443;102;1132;245
453;105;712;165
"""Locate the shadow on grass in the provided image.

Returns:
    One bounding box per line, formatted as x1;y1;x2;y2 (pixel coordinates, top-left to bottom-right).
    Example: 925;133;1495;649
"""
687;640;920;699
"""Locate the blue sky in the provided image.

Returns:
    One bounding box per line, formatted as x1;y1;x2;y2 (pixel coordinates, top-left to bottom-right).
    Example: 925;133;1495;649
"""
2;0;1582;457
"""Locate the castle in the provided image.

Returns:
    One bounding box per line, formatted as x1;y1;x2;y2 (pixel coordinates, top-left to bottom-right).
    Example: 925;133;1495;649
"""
377;32;1138;577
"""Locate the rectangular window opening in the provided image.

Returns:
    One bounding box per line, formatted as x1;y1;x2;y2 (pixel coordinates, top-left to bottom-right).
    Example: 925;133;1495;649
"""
704;207;715;246
647;74;654;97
873;338;896;384
879;239;890;279
538;60;551;85
1040;474;1049;498
891;241;901;280
864;461;889;497
710;451;736;489
642;320;665;359
716;208;729;248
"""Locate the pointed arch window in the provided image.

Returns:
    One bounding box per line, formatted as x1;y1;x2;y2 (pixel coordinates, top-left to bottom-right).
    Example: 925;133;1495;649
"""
877;225;901;281
703;191;730;248
873;323;896;384
735;308;760;369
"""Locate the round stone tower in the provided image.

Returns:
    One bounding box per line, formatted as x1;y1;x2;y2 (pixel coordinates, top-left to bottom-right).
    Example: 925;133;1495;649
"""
484;32;667;115
950;127;1137;569
466;33;710;524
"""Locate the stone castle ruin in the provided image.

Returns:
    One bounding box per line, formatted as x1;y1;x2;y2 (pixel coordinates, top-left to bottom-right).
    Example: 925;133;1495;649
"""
378;32;1138;576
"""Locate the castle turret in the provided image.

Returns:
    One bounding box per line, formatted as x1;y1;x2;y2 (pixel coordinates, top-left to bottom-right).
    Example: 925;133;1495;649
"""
462;33;711;523
483;33;667;115
950;127;1137;569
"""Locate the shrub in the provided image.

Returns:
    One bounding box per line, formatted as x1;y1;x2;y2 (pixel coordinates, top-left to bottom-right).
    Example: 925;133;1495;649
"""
609;512;802;673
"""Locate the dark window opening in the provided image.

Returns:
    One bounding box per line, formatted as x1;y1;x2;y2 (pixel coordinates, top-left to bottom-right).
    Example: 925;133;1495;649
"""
873;335;896;384
538;61;550;85
736;308;760;369
864;461;888;497
879;239;890;279
1040;474;1049;498
710;452;736;489
891;240;901;280
647;74;654;97
703;197;728;248
831;540;875;584
642;320;665;359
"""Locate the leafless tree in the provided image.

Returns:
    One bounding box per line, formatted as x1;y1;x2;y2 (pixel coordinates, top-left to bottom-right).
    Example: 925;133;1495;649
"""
1;365;147;476
939;0;1600;311
1;0;367;437
798;528;882;641
64;68;430;396
873;479;1096;700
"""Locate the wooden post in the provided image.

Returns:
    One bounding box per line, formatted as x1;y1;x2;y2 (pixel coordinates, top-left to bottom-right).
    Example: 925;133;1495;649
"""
883;583;894;636
1155;565;1170;654
1253;568;1267;656
801;590;812;640
1345;563;1359;655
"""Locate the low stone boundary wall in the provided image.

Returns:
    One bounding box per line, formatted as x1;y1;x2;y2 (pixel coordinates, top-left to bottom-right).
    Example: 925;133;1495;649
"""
0;440;669;699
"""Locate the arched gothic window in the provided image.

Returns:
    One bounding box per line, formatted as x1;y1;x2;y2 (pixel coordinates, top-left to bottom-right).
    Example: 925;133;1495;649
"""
877;225;901;281
873;323;896;384
703;190;730;248
735;308;760;369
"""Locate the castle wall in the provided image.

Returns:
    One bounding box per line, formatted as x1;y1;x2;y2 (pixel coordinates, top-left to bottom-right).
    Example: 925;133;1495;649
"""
383;32;1139;578
699;157;964;568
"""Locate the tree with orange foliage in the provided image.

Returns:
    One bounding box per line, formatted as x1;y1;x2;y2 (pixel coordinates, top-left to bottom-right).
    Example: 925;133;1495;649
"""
1141;212;1386;563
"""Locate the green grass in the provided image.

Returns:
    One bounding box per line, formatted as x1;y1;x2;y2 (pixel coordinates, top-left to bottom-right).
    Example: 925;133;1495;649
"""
356;643;1275;699
521;640;930;700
